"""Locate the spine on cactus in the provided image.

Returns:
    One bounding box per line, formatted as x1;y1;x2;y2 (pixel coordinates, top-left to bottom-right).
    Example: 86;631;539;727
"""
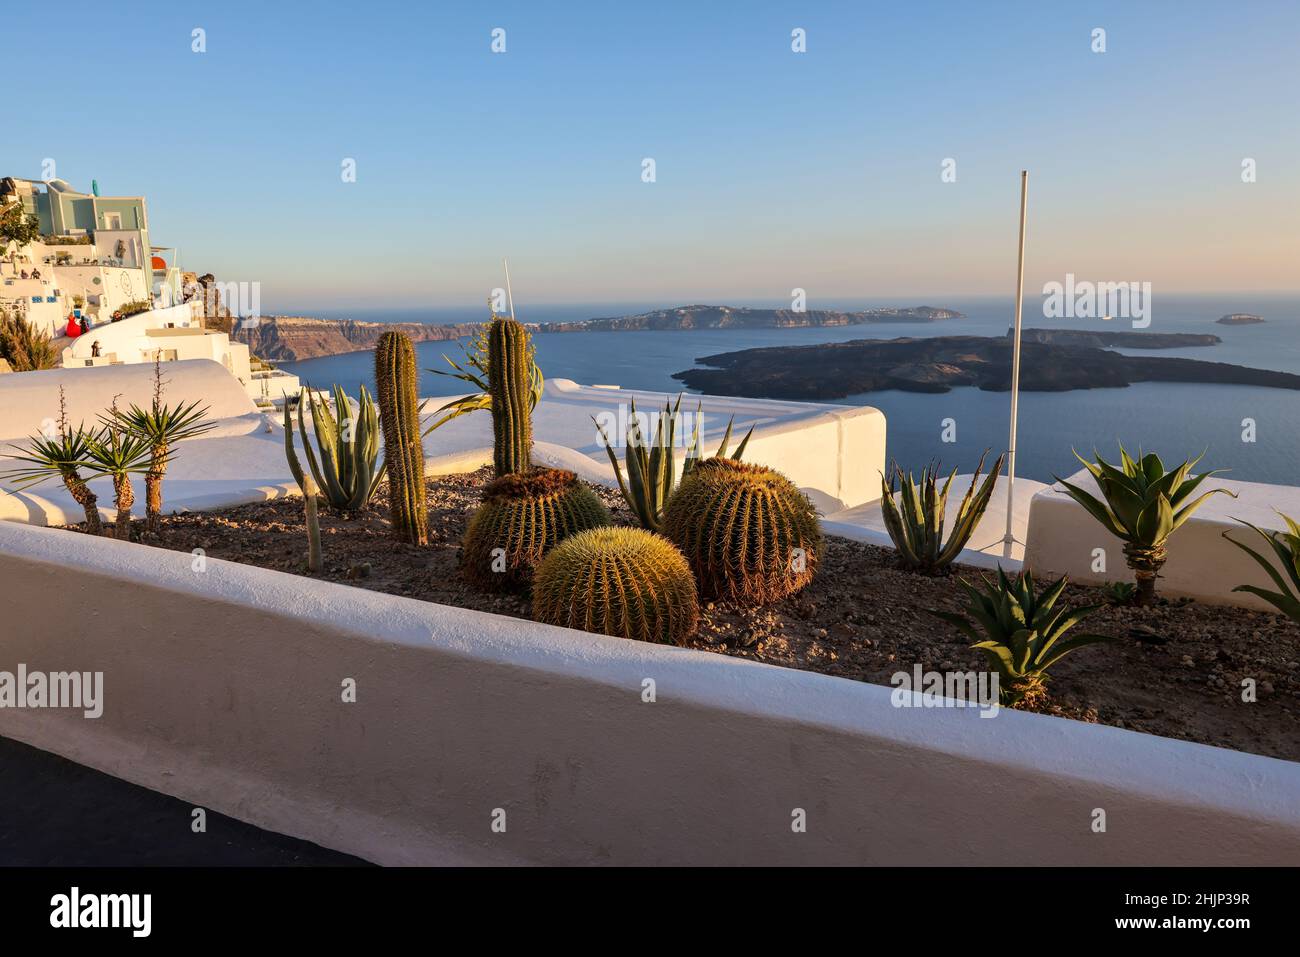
375;331;428;545
487;315;533;477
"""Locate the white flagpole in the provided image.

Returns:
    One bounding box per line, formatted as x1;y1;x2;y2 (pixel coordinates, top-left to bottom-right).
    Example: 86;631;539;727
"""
503;258;516;320
1004;170;1029;548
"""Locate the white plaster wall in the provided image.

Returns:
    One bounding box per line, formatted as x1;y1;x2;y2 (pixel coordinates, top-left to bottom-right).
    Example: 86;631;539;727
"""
0;520;1296;866
1024;469;1300;610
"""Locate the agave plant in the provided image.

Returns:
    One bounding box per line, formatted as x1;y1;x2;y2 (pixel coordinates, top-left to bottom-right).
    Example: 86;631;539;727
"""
593;394;752;532
932;569;1110;707
84;416;152;539
1223;513;1300;623
1055;446;1234;604
1101;581;1138;606
424;306;543;437
880;451;1004;574
105;362;214;535
284;384;384;512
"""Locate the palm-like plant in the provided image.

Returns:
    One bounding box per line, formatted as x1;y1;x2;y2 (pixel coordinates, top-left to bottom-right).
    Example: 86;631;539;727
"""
84;417;152;539
1055;446;1234;604
0;389;103;534
424;306;543;436
284;385;384;512
1223;513;1300;623
593;394;752;532
933;569;1110;707
880;451;1004;574
105;362;214;535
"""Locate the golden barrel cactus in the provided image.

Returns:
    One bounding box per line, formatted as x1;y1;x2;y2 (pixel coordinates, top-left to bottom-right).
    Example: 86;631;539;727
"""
533;527;699;644
663;458;821;604
461;468;610;590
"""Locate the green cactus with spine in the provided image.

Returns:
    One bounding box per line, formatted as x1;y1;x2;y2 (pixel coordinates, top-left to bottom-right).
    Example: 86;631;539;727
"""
462;468;611;590
663;457;822;604
487;313;534;477
533;527;699;644
374;331;428;545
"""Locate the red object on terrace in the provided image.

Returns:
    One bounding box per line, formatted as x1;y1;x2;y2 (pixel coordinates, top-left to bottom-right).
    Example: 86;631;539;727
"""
65;315;82;337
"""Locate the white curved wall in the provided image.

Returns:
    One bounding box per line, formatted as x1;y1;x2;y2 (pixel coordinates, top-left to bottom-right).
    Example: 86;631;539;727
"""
0;520;1296;866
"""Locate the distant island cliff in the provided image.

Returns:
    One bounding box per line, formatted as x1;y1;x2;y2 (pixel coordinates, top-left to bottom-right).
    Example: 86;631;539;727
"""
1217;313;1265;325
672;333;1300;399
232;304;963;361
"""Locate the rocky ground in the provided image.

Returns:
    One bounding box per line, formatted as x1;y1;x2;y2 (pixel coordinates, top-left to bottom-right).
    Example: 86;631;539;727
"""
108;467;1300;763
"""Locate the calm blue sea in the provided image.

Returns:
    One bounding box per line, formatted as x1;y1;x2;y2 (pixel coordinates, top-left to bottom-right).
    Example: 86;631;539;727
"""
280;295;1300;485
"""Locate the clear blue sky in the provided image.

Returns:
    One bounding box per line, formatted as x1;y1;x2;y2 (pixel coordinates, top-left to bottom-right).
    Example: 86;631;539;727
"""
8;0;1298;312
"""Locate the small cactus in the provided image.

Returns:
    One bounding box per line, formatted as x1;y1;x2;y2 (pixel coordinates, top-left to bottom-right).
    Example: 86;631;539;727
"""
533;527;699;644
375;331;428;545
461;468;610;590
663;457;822;604
487;314;534;477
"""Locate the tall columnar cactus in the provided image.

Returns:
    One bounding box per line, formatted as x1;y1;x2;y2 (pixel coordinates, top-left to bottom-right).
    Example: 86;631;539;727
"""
533;527;700;644
487;314;534;477
375;331;428;545
461;468;610;590
664;458;822;605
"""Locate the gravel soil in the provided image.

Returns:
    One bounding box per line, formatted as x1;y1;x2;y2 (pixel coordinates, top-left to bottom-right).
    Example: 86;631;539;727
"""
94;467;1300;763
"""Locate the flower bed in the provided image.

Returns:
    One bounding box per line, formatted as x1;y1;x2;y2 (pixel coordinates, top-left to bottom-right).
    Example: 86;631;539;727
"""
71;466;1300;763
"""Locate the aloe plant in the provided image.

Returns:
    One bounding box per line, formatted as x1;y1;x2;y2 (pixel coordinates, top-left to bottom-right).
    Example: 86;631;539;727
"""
1055;446;1234;604
593;395;751;532
284;385;384;513
1223;513;1300;622
933;569;1110;707
424;306;543;437
880;451;1004;574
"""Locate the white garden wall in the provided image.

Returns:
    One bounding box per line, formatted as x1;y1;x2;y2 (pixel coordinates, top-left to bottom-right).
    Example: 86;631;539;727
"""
0;520;1296;866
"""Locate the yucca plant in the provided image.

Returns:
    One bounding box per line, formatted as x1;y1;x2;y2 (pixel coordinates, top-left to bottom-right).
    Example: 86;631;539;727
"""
106;361;214;535
85;414;152;539
593;394;752;532
533;527;700;644
932;569;1110;708
1;388;104;534
425;306;543;437
284;384;384;513
880;450;1004;574
1223;513;1300;623
1055;446;1234;604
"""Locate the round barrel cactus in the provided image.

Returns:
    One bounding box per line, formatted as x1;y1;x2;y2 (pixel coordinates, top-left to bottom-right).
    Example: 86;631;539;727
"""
663;458;821;604
533;527;699;644
461;468;610;590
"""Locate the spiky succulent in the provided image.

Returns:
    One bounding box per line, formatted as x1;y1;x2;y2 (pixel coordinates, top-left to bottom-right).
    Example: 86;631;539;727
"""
84;420;152;539
461;468;611;591
533;527;699;644
425;305;543;436
284;384;384;513
663;457;821;605
593;394;752;533
1055;446;1234;604
486;313;535;477
880;450;1004;574
932;569;1110;707
375;331;428;545
1223;513;1300;623
1;422;103;535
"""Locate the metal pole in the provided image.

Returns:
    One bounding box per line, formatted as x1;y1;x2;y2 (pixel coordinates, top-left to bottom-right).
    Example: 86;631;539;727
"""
503;258;516;320
1004;170;1029;546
